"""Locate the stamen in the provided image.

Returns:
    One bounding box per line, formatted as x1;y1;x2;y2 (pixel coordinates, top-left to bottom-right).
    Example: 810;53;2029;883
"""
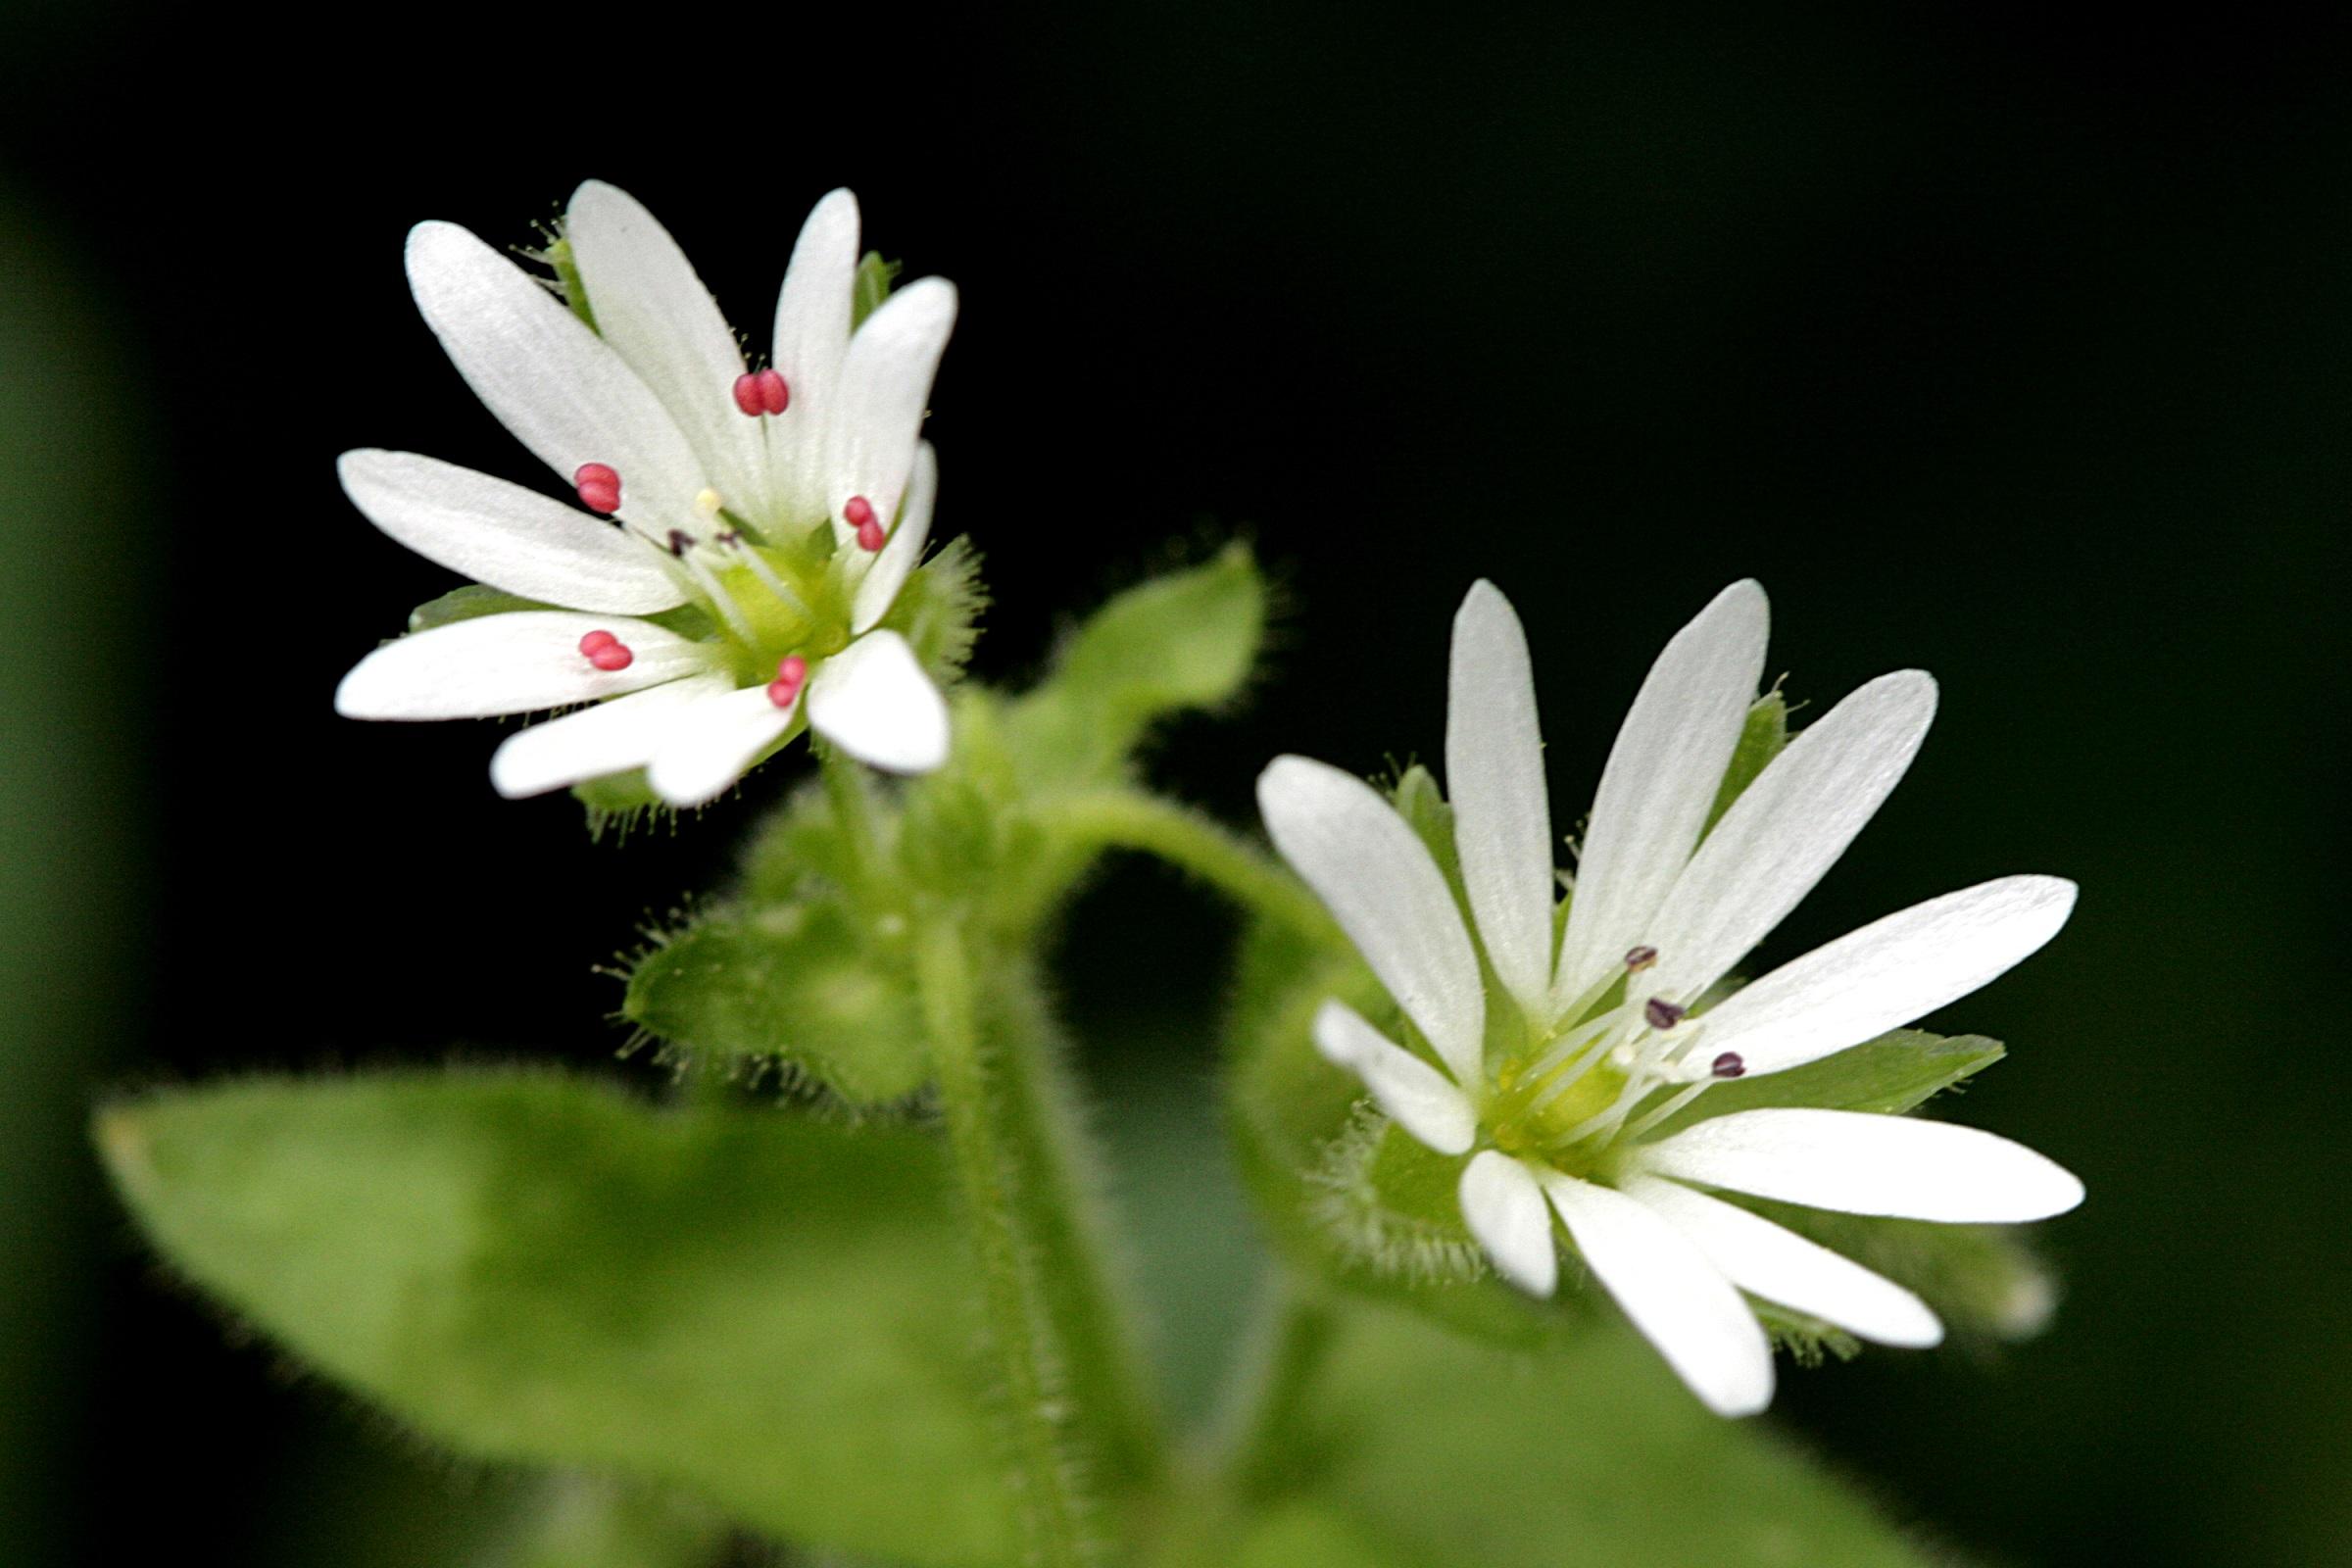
573;463;622;514
731;368;792;416
578;629;634;671
665;528;697;557
766;654;808;710
844;494;886;553
1624;945;1658;972
1710;1052;1745;1080
1643;998;1687;1031
694;487;725;523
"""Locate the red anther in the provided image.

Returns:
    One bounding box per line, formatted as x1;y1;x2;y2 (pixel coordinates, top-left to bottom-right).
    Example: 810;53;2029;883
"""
844;494;885;552
577;629;618;656
766;654;808;709
574;462;622;514
732;372;764;416
585;637;635;672
756;367;790;415
857;516;886;552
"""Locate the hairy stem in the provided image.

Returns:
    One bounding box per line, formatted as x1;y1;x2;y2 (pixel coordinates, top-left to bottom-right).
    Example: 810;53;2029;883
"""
917;913;1102;1568
1036;789;1337;942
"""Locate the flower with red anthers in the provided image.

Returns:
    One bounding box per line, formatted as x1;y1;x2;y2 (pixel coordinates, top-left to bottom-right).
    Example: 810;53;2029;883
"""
1258;579;2084;1417
334;180;965;806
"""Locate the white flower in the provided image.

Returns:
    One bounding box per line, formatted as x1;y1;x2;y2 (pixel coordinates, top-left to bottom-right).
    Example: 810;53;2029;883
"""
1257;580;2084;1416
334;181;958;805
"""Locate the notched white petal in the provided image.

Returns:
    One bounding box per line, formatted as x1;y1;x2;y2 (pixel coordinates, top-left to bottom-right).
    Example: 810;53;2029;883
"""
1645;668;1938;1005
564;180;767;513
1637;1107;2085;1223
646;683;801;808
403;220;707;522
489;673;731;799
1460;1152;1557;1297
334;612;712;720
1555;580;1769;1009
826;276;957;550
1313;1001;1476;1155
1446;580;1555;1010
1256;756;1486;1082
805;630;951;774
1543;1173;1774;1417
337;450;685;614
851;441;937;634
767;188;860;519
1694;875;2079;1078
1624;1174;1942;1348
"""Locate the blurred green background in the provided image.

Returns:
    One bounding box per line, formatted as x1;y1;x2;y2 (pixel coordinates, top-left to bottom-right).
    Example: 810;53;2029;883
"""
4;4;2347;1563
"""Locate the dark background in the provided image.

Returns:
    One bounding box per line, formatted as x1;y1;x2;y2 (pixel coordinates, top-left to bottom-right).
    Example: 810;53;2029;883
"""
3;4;2347;1564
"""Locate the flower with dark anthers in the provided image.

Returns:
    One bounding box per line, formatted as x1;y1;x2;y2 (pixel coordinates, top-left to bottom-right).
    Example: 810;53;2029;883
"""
1257;579;2084;1416
334;181;959;804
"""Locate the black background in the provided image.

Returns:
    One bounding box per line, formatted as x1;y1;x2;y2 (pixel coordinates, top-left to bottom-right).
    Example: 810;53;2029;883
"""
4;4;2349;1563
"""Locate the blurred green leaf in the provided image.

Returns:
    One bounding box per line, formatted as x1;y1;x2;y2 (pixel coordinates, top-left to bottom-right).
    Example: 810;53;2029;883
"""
1005;542;1267;787
853;251;903;328
1264;1306;1938;1567
1645;1029;2005;1138
476;1476;729;1568
94;1071;1018;1568
1751;1199;2058;1345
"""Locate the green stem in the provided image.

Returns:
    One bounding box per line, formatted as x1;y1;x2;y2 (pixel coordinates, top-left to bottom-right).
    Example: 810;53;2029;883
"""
1217;1276;1338;1495
1035;789;1337;942
917;912;1101;1568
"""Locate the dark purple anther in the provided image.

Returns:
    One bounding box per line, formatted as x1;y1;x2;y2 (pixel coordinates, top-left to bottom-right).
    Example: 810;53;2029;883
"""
1711;1052;1746;1080
1643;997;1686;1031
1624;945;1659;971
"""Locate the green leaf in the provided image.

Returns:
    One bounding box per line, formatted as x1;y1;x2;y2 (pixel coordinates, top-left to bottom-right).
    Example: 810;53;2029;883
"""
624;906;932;1104
1264;1306;1938;1567
95;1072;1018;1568
1704;690;1789;833
478;1477;728;1568
409;584;555;632
1646;1029;2006;1139
1006;542;1268;787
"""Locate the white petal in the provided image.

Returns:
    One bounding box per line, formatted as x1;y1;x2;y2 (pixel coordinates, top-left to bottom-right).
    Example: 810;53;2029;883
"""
1445;581;1554;1010
1312;1001;1476;1155
1644;669;1937;1006
1690;876;2079;1079
564;181;768;516
1460;1152;1557;1297
767;189;861;522
335;612;712;720
825;277;956;551
1553;581;1768;1009
806;630;950;774
489;673;732;799
1542;1173;1774;1417
337;450;684;614
1637;1108;2085;1222
1622;1175;1942;1348
1256;757;1486;1083
405;221;710;528
646;683;801;807
851;440;936;634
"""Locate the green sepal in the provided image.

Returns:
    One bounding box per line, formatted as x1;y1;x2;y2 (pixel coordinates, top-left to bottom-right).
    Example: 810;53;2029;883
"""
409;584;555;632
878;535;986;685
1220;919;1569;1347
853;252;902;328
93;1072;1019;1568
623;905;931;1105
1643;1029;2006;1138
1705;690;1789;833
1742;1198;2059;1344
1004;541;1268;789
